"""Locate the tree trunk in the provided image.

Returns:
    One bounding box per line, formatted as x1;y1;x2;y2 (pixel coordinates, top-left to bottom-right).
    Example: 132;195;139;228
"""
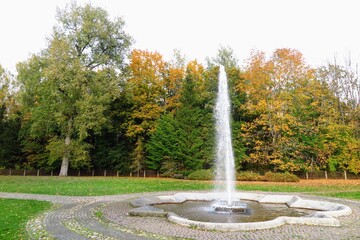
59;154;69;176
59;124;71;176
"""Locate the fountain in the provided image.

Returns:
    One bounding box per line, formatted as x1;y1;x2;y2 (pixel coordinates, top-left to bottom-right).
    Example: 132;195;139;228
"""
213;65;247;213
128;66;352;231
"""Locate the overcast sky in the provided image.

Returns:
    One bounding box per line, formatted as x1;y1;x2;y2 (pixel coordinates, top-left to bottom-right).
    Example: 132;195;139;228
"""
1;0;360;73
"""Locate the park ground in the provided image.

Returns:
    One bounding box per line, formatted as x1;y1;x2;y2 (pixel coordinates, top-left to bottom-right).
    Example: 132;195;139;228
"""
0;177;359;239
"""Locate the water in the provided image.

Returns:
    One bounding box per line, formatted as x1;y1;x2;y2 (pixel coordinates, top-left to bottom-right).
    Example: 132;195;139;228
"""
214;66;236;206
155;201;313;223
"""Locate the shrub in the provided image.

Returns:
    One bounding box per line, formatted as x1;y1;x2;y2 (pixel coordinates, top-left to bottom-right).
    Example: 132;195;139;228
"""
187;169;214;180
263;172;300;182
173;173;184;179
236;171;262;181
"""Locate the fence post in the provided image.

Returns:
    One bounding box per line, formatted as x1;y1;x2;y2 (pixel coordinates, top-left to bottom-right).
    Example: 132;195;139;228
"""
305;172;309;180
324;170;328;179
9;169;11;176
344;170;347;180
92;169;95;177
78;170;81;177
104;170;107;177
51;170;53;176
130;172;132;177
116;171;119;177
143;170;146;178
157;170;159;178
37;169;40;176
23;169;26;176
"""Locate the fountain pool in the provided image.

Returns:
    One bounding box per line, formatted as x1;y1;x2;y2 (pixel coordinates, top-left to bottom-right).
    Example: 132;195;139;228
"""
154;200;311;223
129;192;352;231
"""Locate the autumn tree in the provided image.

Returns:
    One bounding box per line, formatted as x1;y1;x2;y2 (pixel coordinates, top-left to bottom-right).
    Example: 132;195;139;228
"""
317;57;360;128
315;57;360;173
126;49;186;173
237;48;360;173
125;50;167;172
238;50;272;170
164;49;186;113
17;2;132;176
239;49;317;171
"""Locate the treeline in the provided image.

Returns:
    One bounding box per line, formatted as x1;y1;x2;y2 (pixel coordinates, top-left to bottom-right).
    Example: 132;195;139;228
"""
0;3;359;176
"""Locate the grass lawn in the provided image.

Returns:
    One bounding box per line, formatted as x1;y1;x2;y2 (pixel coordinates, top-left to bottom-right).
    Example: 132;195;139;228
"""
0;176;213;196
0;176;359;239
236;179;360;200
0;176;359;199
0;198;51;240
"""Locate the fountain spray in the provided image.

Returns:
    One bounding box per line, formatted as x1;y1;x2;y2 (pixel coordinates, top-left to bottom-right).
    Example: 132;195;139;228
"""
214;65;236;206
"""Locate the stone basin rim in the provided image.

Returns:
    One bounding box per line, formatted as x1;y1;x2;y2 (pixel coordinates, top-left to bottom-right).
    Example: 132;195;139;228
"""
129;192;352;231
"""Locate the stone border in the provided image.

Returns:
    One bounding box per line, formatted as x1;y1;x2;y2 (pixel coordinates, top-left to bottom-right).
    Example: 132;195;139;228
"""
129;192;352;231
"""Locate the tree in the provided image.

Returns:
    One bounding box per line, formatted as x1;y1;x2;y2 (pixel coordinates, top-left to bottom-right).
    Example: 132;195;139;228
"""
16;56;52;169
125;49;167;172
146;113;179;175
55;2;132;70
91;89;134;174
163;51;186;113
317;57;360;133
239;49;316;171
17;2;132;176
0;65;9;105
126;49;186;172
226;66;248;171
209;45;238;69
175;73;209;173
315;57;360;173
0;65;22;168
0;65;18;116
0;106;22;168
173;63;214;174
145;62;215;176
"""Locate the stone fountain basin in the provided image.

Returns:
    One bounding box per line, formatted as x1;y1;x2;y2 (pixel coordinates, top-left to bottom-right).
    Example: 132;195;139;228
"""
129;192;352;231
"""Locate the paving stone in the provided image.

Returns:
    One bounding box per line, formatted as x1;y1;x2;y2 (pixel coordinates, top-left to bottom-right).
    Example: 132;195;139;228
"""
1;191;360;239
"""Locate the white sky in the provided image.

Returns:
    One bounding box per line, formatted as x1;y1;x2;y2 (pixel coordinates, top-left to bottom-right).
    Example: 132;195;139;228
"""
1;0;360;73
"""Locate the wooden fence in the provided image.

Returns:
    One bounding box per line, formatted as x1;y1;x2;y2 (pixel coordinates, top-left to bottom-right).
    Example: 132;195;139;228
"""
0;169;159;177
293;170;360;180
0;168;359;179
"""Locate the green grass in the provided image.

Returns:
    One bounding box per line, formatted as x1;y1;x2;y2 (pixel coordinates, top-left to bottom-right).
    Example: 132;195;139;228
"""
0;176;359;199
237;184;346;193
318;191;360;200
236;183;360;200
0;176;213;196
0;198;51;240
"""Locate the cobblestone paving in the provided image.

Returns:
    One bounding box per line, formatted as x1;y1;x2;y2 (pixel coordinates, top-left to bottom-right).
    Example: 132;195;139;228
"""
1;191;360;240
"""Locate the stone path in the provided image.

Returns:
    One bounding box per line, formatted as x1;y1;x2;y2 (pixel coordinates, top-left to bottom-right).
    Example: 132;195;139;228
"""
1;191;360;240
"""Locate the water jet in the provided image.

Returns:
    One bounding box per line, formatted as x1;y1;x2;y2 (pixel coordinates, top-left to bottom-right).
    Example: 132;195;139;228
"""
212;65;248;213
